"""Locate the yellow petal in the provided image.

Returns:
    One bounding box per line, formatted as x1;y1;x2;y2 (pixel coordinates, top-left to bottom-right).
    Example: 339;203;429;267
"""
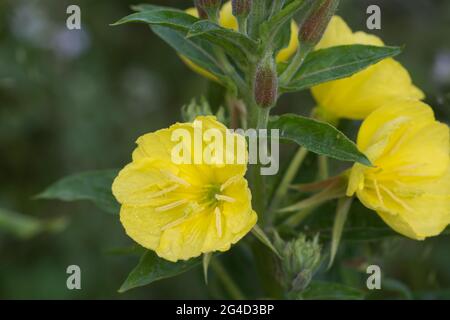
374;166;450;240
276;21;300;63
112;158;182;207
348;101;450;240
312;16;424;120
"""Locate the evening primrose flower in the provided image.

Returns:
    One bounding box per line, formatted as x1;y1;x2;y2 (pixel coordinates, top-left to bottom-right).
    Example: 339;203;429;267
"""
347;101;450;240
311;16;424;120
112;116;257;262
183;1;299;82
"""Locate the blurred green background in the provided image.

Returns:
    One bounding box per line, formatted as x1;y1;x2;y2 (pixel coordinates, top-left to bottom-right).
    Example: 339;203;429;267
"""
0;0;449;299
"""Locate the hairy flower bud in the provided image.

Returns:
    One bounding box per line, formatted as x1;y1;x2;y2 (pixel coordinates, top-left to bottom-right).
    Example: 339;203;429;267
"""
194;0;208;19
232;0;252;18
196;0;222;10
299;0;340;45
274;233;322;295
254;57;278;109
195;0;222;21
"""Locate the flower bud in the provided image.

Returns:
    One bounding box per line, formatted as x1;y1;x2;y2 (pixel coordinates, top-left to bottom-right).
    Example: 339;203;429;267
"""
194;0;208;19
254;57;278;109
196;0;222;10
299;0;340;45
274;233;321;294
232;0;252;18
195;0;222;21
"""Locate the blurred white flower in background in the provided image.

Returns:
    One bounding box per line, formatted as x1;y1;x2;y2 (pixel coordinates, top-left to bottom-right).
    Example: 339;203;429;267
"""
10;2;90;60
433;51;450;85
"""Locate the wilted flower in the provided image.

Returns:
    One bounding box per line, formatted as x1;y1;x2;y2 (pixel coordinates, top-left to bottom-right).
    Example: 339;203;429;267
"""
347;101;450;240
311;16;424;120
183;1;299;82
112;116;257;262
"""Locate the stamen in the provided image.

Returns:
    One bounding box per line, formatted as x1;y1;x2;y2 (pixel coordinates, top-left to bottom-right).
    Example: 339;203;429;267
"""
215;207;222;238
148;185;179;199
215;194;236;203
373;179;385;207
155;199;188;212
161;170;191;187
379;185;414;213
161;214;188;231
220;175;241;192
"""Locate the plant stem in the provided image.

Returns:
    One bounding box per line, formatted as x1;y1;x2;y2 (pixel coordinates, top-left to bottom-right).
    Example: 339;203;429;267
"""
270;147;309;212
210;258;246;300
251;106;272;222
256;106;270;130
237;16;248;35
279;43;313;85
318;155;329;180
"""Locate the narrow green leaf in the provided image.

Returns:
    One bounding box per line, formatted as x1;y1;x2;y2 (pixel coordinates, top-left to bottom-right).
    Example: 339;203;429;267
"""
328;197;353;268
251;225;282;259
187;20;257;66
260;0;309;38
301;281;365;300
0;207;67;239
36;170;120;215
278;178;346;214
118;5;229;83
119;251;200;292
268;114;372;166
131;4;171;12
112;9;198;33
152;26;227;82
202;253;212;285
281;45;402;92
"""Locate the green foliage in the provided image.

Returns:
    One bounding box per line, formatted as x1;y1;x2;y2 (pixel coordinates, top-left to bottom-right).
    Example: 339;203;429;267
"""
2;0;446;300
119;251;201;293
268;114;371;165
301;281;365;300
0;207;67;239
281;45;402;91
36;170;120;215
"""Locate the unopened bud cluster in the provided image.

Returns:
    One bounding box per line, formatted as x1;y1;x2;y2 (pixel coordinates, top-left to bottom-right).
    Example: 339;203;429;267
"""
274;233;322;295
232;0;252;18
299;0;340;45
254;57;278;109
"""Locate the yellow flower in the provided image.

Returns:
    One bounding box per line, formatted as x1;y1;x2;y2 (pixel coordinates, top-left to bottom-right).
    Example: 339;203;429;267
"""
183;1;299;82
311;16;424;120
112;116;257;262
347;100;450;240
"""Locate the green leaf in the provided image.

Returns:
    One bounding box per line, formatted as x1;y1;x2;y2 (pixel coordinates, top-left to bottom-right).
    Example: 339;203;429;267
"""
187;20;258;66
260;0;309;40
301;281;365;300
152;26;227;82
268;114;371;166
281;45;402;92
251;225;282;259
112;9;198;33
328;197;353;268
122;5;228;83
131;4;170;12
119;251;201;292
36;170;120;215
0;207;67;239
